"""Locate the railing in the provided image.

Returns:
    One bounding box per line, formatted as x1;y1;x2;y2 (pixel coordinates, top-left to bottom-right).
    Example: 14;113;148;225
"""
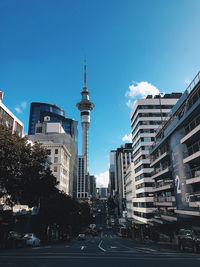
154;180;173;189
154;196;175;202
151;164;172;176
183;140;200;159
189;193;200;202
150;71;200;152
186;71;200;95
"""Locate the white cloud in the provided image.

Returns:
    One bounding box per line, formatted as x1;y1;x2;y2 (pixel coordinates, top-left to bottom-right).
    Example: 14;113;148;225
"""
15;107;22;114
95;170;109;188
122;133;132;142
14;101;27;114
21;101;27;109
125;81;160;108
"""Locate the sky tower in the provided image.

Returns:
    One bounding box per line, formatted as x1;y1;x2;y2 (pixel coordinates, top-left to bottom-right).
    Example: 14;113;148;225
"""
76;56;94;172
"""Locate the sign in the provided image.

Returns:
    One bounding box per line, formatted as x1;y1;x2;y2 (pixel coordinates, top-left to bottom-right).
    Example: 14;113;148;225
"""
44;116;50;121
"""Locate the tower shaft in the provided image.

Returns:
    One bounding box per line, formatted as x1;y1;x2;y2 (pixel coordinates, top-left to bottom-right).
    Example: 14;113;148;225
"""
82;122;89;171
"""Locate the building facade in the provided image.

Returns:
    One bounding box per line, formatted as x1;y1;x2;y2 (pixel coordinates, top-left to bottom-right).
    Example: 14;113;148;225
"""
130;93;181;224
109;150;118;197
43;143;71;194
0;92;24;137
77;155;88;199
28;102;78;147
150;72;200;230
28;121;78;198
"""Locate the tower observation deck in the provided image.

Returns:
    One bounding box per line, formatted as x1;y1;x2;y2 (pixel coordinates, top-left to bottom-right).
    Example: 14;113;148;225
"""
76;56;94;172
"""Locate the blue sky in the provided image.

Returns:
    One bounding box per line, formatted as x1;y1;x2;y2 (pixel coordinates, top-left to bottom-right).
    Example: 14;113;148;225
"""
0;0;200;187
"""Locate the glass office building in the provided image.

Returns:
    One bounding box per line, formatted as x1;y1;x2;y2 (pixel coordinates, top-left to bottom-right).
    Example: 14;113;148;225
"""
28;102;78;147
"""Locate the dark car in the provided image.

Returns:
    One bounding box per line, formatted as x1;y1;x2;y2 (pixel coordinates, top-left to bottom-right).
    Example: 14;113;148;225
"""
6;231;26;248
178;228;200;253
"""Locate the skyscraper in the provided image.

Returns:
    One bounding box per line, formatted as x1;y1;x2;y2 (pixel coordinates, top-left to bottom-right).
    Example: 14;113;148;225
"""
76;56;94;172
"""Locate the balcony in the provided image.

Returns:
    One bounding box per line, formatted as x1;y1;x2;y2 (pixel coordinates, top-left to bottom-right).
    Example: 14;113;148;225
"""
150;151;169;167
151;165;172;180
153;180;173;192
153;210;177;221
154;196;176;206
183;140;200;164
181;124;200;144
186;169;200;184
189;193;200;208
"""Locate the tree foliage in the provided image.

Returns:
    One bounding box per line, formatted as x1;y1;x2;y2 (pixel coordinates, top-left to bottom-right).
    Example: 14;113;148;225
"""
0;125;58;207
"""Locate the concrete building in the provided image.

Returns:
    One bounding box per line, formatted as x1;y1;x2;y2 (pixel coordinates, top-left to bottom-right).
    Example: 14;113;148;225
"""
88;175;96;199
130;93;181;225
0;91;24;137
96;187;108;199
28;102;78;147
42;142;71;193
28;121;78;198
150;72;200;230
77;155;88;199
76;56;94;173
124;163;135;219
115;144;133;216
109;150;118;197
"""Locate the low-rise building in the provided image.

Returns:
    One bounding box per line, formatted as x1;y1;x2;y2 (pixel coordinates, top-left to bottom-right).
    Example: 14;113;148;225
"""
28;121;77;197
0;92;24;137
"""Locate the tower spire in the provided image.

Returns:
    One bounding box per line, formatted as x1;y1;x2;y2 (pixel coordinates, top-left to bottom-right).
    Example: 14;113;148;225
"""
84;54;87;90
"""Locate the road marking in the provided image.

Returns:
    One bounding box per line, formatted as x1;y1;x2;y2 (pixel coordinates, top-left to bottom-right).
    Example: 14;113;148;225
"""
98;240;106;252
81;246;85;250
110;246;117;249
65;245;70;248
32;247;40;250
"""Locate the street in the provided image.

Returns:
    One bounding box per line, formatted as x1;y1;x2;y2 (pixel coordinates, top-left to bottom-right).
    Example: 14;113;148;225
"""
1;233;200;267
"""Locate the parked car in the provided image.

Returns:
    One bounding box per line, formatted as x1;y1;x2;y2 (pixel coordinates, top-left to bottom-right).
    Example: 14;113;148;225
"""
7;231;26;248
178;228;200;253
77;234;86;240
24;233;40;246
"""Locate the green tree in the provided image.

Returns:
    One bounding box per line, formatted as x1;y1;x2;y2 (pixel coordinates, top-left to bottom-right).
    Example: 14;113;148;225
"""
0;125;58;207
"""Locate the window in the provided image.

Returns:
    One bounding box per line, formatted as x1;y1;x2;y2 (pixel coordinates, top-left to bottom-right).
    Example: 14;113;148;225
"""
46;149;51;155
55;149;58;154
54;157;58;163
54;166;57;172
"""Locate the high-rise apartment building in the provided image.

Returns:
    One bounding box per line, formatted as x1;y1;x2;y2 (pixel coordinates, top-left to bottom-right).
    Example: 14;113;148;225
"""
130;93;181;224
28;102;78;147
77;155;87;199
109;150;118;197
150;72;200;231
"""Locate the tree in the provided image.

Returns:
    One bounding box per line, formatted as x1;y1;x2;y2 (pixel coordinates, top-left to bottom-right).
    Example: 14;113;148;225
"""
0;125;58;207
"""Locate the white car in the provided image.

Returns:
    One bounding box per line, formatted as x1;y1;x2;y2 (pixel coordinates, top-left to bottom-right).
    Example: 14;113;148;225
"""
24;233;40;246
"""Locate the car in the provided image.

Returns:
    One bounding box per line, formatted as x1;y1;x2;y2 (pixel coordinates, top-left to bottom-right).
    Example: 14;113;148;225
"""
178;228;200;253
24;233;40;246
77;234;86;240
7;231;26;248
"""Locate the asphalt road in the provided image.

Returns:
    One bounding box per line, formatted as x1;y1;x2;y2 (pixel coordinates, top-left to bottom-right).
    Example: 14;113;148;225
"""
1;233;200;267
1;203;200;266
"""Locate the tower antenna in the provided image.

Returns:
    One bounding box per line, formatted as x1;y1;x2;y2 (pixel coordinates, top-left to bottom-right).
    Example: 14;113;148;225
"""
84;54;87;89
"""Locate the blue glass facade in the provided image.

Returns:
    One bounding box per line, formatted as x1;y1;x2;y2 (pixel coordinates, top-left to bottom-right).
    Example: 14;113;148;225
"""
28;102;78;147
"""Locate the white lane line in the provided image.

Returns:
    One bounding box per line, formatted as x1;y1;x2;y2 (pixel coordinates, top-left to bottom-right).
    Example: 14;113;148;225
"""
110;246;117;249
81;246;85;250
65;245;70;248
98;240;106;252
